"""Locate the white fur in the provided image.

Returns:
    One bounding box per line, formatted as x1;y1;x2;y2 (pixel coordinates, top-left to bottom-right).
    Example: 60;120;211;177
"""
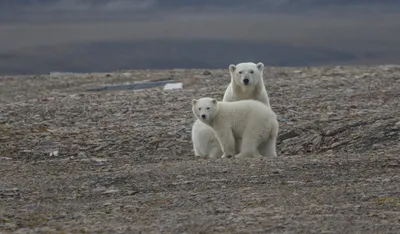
191;120;224;158
191;62;271;158
192;98;278;159
223;62;270;106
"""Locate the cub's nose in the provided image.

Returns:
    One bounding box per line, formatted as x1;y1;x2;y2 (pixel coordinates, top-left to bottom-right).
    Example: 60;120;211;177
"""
243;78;249;85
201;114;206;119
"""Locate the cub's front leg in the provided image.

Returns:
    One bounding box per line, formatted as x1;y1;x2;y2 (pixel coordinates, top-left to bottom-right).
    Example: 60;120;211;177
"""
214;127;236;158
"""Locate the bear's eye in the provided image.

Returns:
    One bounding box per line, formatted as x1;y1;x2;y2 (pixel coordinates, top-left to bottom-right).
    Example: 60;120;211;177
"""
206;107;210;110
250;70;254;74
198;107;202;110
238;71;242;74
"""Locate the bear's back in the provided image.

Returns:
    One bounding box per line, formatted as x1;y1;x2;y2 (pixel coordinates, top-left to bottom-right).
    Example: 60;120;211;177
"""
221;99;267;110
217;99;274;122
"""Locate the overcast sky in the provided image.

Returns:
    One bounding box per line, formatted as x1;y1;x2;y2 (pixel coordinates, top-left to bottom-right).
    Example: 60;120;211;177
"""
1;0;400;51
1;0;400;75
1;0;400;21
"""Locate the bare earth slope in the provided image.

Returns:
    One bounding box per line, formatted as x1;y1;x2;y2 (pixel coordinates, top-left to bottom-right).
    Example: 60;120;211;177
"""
0;66;399;233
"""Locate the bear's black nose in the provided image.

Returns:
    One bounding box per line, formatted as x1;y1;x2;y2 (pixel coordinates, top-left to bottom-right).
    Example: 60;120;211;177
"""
243;78;249;85
201;114;206;119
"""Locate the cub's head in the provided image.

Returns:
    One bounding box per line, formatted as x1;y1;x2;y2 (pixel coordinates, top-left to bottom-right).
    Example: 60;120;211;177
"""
229;62;264;87
191;98;218;123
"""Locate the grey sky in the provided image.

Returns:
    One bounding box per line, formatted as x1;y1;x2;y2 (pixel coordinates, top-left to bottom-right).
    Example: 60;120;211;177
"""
1;0;400;75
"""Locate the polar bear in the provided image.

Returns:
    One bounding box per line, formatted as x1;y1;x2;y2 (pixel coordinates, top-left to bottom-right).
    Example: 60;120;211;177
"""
223;62;270;106
191;62;271;158
192;98;278;159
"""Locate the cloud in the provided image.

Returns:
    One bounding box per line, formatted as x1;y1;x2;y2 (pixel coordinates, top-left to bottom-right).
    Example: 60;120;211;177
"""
1;0;399;22
102;0;157;11
2;0;158;12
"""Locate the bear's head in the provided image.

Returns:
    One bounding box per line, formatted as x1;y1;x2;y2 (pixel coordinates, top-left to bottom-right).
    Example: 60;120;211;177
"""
192;98;218;124
229;62;264;87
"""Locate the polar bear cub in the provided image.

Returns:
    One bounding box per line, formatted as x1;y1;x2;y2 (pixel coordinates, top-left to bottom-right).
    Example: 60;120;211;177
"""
192;98;278;159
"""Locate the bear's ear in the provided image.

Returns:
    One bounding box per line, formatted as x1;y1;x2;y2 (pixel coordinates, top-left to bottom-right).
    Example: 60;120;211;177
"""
229;64;236;73
212;98;218;105
192;99;197;106
256;62;264;71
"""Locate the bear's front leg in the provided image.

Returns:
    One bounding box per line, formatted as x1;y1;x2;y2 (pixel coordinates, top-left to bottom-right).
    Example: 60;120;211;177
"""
214;128;236;158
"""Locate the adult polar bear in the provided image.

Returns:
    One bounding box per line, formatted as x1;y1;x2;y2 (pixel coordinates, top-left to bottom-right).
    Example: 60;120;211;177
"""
191;62;272;158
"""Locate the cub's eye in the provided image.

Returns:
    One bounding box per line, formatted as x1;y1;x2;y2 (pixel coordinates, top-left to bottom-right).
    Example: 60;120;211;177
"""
198;107;202;110
238;71;242;74
250;70;254;74
206;107;210;110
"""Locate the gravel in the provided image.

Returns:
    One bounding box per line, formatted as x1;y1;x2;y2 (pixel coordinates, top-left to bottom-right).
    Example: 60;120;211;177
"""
0;65;399;233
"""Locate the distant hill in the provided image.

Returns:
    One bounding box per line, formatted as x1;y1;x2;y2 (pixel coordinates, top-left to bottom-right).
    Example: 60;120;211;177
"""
0;39;386;75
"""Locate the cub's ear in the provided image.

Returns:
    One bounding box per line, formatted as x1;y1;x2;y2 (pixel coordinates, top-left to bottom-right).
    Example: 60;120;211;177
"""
229;64;236;73
191;99;197;106
256;62;264;71
212;98;218;105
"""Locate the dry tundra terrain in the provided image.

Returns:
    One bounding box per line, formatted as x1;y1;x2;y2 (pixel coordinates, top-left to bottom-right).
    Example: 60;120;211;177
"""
0;65;400;233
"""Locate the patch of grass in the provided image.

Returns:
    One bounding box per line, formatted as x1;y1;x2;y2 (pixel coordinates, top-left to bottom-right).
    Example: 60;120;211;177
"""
0;124;12;135
375;197;400;206
25;215;48;229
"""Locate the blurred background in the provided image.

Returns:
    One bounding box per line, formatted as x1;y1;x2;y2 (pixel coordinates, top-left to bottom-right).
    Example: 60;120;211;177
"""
1;0;400;75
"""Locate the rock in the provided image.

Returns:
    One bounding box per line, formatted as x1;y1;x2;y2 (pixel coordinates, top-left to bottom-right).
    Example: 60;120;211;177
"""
94;145;105;151
272;169;283;174
213;226;227;232
77;151;87;158
92;186;107;193
312;135;322;145
91;157;108;163
278;117;291;123
127;190;139;196
4;222;17;229
103;189;120;194
163;82;183;92
0;187;20;198
122;72;131;78
372;144;379;150
203;70;212;76
278;130;299;142
214;207;230;214
135;146;145;151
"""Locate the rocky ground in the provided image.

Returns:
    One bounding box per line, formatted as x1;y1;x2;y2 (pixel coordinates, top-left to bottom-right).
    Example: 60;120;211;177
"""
0;65;399;234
